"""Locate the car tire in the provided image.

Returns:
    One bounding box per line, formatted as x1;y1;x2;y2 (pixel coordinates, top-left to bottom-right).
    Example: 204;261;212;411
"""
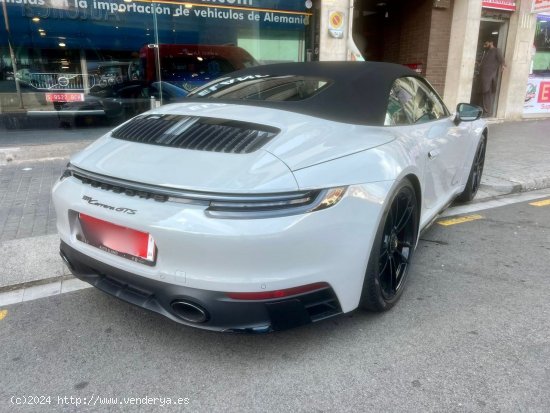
456;135;487;203
361;178;419;312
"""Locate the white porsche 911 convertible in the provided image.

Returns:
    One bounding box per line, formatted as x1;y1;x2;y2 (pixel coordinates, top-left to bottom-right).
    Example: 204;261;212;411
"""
53;62;487;332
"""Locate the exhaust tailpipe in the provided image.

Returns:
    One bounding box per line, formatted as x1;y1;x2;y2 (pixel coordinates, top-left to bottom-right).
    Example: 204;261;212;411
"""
170;300;209;324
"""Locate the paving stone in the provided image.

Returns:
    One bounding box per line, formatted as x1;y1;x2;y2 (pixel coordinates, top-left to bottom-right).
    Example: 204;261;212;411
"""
0;158;66;240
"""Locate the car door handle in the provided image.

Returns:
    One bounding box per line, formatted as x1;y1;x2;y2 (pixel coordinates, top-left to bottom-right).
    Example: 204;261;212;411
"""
428;150;440;160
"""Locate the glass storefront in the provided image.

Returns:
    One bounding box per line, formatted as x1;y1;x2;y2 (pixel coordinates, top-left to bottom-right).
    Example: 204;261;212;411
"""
524;13;550;116
0;0;314;130
533;14;550;73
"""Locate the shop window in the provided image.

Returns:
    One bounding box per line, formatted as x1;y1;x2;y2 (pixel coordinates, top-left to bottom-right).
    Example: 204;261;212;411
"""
0;1;313;131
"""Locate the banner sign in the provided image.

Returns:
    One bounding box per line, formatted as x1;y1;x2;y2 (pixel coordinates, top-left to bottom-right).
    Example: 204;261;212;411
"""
5;0;311;25
532;0;550;13
2;0;311;50
524;77;550;114
482;0;516;11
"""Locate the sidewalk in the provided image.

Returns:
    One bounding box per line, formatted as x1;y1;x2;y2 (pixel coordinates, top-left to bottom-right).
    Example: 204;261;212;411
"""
1;119;550;293
478;119;550;197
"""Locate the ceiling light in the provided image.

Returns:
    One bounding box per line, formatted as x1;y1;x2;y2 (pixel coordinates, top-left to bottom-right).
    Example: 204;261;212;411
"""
38;28;44;32
492;31;498;34
39;32;46;36
59;42;66;47
197;57;203;61
32;17;40;22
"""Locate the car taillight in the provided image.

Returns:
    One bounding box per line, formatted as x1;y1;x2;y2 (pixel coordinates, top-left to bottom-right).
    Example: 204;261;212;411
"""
205;187;347;219
226;282;329;300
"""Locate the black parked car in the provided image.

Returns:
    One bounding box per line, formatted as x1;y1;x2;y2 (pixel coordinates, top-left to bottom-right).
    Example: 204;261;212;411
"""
58;81;187;126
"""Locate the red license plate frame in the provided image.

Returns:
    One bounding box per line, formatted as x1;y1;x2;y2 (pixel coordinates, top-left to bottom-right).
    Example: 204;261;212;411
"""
77;213;156;266
46;93;84;103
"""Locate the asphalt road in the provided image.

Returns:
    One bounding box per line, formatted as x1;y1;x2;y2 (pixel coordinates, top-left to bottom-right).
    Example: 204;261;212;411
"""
1;193;549;412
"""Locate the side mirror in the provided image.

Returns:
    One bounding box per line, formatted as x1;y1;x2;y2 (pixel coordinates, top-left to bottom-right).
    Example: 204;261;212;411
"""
454;103;483;125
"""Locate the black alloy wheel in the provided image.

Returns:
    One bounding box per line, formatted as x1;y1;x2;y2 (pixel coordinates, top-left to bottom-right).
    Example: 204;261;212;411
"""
456;135;487;203
379;187;417;300
361;179;418;311
470;137;486;195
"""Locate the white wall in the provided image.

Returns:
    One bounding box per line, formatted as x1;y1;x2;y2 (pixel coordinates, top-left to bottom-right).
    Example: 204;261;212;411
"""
498;0;539;119
319;0;351;61
443;0;482;110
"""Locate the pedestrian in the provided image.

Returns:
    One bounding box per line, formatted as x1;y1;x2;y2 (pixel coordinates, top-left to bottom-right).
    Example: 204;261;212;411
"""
479;39;506;117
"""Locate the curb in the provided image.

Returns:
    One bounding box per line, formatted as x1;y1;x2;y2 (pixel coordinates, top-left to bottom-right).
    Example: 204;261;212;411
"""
480;177;550;196
0;141;92;165
0;274;73;294
0;276;91;307
0;234;72;292
0;147;20;164
517;177;550;193
479;181;522;195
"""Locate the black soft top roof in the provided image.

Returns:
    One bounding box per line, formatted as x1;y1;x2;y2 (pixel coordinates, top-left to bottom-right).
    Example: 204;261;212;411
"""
184;61;419;126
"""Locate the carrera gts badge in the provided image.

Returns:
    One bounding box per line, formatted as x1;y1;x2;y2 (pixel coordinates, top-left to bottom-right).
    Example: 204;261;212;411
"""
82;196;137;215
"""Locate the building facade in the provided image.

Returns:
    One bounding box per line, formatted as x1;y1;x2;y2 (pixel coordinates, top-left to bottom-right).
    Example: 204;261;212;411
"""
321;0;548;120
0;0;317;129
1;0;548;131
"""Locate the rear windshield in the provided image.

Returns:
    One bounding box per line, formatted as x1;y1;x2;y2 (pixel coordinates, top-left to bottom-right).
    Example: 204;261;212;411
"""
187;75;331;102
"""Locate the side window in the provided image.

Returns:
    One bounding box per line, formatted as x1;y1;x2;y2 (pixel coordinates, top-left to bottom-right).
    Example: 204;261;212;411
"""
407;77;448;124
412;85;434;124
385;78;414;126
385;77;450;126
428;86;448;119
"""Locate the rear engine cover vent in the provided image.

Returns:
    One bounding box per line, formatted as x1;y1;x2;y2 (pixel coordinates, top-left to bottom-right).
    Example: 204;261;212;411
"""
111;114;279;154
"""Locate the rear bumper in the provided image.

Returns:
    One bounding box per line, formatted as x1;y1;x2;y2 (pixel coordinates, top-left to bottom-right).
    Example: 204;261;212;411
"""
60;240;342;333
52;177;390;314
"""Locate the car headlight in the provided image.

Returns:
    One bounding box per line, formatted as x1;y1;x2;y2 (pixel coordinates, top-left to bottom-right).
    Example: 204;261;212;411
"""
205;186;347;219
